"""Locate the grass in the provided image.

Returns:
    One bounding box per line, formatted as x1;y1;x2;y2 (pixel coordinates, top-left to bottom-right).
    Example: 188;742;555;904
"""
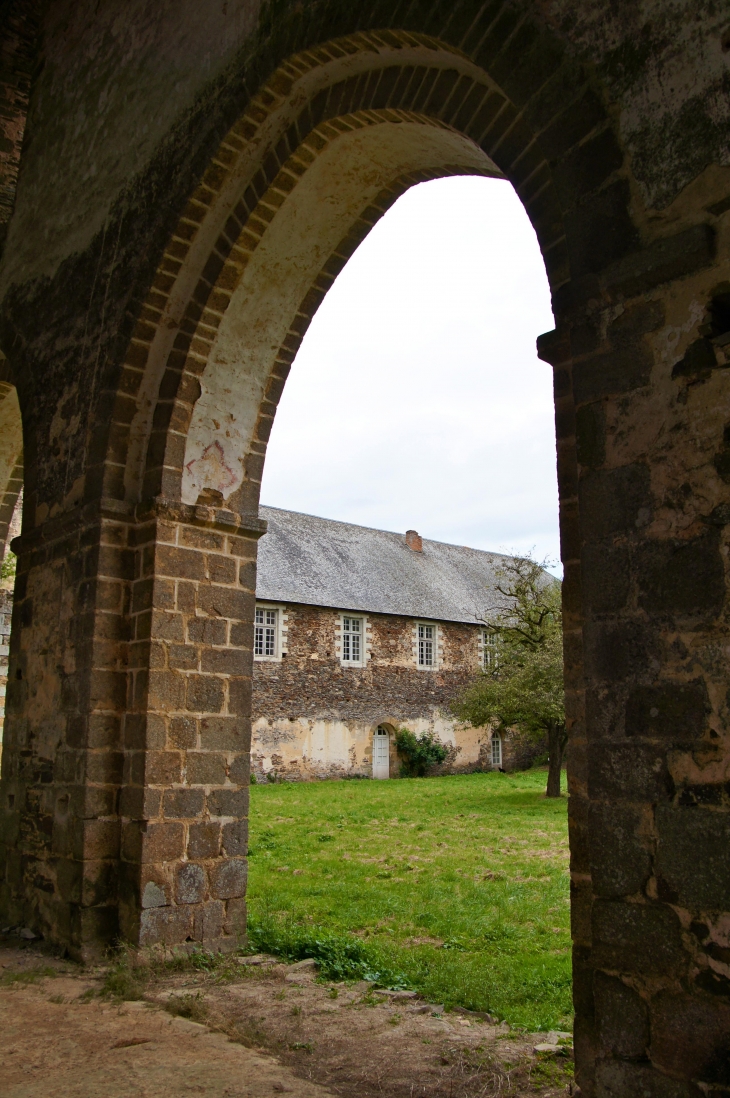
247;769;571;1031
0;965;59;988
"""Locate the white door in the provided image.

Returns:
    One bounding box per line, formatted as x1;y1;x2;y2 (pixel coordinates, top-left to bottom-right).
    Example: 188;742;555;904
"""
373;727;390;779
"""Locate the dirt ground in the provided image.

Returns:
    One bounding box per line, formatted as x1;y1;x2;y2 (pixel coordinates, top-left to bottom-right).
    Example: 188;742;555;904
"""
0;941;575;1098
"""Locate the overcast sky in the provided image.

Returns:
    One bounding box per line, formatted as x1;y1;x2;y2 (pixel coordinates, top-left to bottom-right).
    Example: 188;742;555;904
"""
260;175;560;571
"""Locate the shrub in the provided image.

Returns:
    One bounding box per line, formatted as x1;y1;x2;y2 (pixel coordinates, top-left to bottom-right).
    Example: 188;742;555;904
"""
395;729;449;777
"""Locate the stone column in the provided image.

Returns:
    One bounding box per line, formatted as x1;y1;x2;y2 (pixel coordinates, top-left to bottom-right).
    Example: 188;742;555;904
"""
119;499;264;951
0;501;132;955
0;495;263;958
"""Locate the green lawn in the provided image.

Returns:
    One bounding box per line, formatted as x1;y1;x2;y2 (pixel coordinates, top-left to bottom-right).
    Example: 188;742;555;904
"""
247;770;572;1031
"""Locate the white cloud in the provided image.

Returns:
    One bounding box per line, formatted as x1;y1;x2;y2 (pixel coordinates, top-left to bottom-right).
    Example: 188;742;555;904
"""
261;175;559;571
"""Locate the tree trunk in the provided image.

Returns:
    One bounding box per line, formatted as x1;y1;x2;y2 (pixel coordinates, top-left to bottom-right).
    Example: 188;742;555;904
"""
545;722;566;797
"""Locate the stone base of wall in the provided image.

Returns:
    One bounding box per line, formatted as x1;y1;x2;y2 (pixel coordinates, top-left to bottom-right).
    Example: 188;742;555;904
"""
251;714;541;781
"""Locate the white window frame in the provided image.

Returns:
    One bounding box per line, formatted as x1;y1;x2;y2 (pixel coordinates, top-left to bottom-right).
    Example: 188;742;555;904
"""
253;603;286;662
414;621;439;670
482;630;499;671
336;613;369;667
491;732;502;768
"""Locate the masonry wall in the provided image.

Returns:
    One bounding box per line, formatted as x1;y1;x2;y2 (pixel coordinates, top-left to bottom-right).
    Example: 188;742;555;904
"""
251;604;525;780
0;589;11;750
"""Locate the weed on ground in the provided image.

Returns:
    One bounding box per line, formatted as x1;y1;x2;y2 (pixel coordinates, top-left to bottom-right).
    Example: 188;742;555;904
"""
247;770;571;1030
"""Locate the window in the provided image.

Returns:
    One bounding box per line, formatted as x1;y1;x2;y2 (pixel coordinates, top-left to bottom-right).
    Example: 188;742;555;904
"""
254;607;278;658
341;615;363;664
417;622;436;668
491;733;502;768
483;631;499;671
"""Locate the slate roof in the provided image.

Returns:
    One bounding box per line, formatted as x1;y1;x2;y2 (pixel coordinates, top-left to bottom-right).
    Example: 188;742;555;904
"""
256;506;514;626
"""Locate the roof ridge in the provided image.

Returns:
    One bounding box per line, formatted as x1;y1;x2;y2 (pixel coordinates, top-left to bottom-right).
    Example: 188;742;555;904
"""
258;504;509;559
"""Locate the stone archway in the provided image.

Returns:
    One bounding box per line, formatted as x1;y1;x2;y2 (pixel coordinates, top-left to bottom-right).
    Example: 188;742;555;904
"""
95;30;580;963
0;6;729;1094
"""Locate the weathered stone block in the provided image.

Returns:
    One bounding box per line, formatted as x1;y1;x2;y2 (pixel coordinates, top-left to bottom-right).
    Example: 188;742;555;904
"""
565;180;640;277
575;402;606;468
594;972;649;1059
180;527;224;552
186;752;227;786
169;716;197;749
222;820;247;856
207;788;247;818
636;533;725;617
77;819;120;861
588;743;671;802
186;675;225;713
672;337;717;380
200;716;245;750
227;752;249;786
210;858;247;900
199;898;225;941
208;555;236;584
655;806;730;909
138;822;185;864
595;1059;702;1098
227;679;252;717
169;645;199;670
223;896;247;937
579;464;651;540
156;545;207;581
624;680;709;744
147;670;186;711
592;901;686;977
145;751;183;786
602;223;716;298
200;647;249;675
188;822;221;860
175;861;206;904
583;620;657;685
650;991;730;1085
139;904;194;946
573;344;653;402
141;879;168;909
589;803;651;898
150;610;185;642
582;543;630;614
187;617;227;645
197;585;251;620
162;788;205;819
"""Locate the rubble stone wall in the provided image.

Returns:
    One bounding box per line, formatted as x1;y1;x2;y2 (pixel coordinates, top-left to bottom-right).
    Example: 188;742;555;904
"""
251;604;525;780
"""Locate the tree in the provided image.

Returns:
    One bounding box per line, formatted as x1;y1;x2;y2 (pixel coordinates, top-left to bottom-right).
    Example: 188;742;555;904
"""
452;556;566;797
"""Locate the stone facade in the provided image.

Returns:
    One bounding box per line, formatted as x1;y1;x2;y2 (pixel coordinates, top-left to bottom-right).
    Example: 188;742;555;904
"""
251;603;519;781
0;3;728;1092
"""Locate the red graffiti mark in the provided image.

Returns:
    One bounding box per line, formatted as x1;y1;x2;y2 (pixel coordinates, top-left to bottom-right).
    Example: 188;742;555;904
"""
185;439;238;493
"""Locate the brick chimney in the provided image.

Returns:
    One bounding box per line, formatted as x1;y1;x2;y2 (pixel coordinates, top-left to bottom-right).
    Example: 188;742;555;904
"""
405;529;422;552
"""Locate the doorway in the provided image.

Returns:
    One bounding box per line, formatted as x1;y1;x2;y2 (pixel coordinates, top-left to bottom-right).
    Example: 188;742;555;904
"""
372;726;390;779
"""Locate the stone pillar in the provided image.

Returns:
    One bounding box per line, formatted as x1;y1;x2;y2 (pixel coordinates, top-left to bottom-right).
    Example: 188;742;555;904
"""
0;502;129;953
119;499;263;951
543;230;730;1094
0;495;263;959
